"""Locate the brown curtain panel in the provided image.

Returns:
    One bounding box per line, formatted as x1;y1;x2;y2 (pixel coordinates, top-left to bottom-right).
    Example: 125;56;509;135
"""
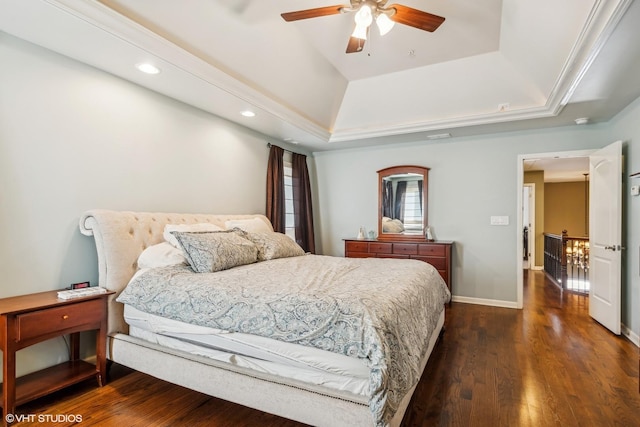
394;180;407;220
382;180;393;218
292;152;316;254
266;144;285;233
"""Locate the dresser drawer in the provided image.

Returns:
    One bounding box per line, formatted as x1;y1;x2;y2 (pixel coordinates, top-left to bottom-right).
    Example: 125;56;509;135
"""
377;253;410;259
437;270;449;284
417;244;446;257
393;243;418;255
345;241;369;253
16;299;103;342
412;256;447;270
369;242;392;254
347;252;375;258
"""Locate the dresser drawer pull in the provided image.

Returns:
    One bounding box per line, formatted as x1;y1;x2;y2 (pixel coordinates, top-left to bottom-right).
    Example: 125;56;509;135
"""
62;315;69;320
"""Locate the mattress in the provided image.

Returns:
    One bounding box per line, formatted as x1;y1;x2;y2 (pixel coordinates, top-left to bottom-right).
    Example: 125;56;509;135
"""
124;304;371;396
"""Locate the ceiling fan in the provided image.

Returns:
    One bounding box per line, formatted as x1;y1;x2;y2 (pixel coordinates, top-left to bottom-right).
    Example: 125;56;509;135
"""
281;0;445;54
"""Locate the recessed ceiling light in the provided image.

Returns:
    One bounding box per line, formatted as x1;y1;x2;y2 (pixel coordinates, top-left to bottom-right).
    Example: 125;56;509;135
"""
241;110;256;117
136;63;160;75
575;117;589;125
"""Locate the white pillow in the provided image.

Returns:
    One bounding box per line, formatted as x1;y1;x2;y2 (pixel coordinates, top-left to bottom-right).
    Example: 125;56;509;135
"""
164;223;224;248
224;218;271;233
138;242;187;269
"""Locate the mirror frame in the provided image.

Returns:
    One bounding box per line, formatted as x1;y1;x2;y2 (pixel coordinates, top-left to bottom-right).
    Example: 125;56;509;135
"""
377;165;430;241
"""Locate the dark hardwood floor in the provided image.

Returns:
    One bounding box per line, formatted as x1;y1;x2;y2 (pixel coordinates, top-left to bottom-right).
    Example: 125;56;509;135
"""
11;270;640;426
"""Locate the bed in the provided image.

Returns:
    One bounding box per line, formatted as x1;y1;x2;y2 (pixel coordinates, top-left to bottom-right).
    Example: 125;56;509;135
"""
79;210;450;427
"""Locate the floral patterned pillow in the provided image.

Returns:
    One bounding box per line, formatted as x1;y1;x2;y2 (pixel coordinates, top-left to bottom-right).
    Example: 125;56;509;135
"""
170;230;257;273
246;232;305;261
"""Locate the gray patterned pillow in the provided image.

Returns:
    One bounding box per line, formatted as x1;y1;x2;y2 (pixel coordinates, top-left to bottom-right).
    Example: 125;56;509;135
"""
246;232;305;261
171;230;258;273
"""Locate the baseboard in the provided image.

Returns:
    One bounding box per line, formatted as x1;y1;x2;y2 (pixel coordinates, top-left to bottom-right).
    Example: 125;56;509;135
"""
621;324;640;347
451;295;518;309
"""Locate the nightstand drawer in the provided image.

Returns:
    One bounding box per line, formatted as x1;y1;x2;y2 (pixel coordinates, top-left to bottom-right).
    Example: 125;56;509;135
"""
16;299;103;342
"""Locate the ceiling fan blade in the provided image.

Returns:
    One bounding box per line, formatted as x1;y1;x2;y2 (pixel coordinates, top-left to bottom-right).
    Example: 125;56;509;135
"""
346;36;366;54
389;4;445;32
281;5;344;22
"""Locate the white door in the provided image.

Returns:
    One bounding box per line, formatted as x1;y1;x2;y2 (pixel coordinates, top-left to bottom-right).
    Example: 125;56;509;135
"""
589;140;622;335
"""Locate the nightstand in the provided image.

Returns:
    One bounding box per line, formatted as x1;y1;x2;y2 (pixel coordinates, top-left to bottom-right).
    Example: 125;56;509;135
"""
0;289;114;421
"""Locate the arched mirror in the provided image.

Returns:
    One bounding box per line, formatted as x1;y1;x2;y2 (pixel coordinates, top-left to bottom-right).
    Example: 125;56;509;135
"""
378;165;429;241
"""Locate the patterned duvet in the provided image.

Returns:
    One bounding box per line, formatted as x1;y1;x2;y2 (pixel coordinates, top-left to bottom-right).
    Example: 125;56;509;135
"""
117;254;450;426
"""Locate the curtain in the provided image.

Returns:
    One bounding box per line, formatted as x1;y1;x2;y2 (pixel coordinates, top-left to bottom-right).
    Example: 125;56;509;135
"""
418;180;423;213
266;144;285;233
292;152;316;253
382;180;393;218
394;181;407;220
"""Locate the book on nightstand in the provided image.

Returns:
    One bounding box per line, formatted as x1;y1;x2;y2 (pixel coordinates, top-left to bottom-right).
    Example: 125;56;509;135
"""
57;287;108;300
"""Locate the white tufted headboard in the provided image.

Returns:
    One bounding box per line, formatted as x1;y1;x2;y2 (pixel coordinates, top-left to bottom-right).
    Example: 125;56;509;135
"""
79;210;273;335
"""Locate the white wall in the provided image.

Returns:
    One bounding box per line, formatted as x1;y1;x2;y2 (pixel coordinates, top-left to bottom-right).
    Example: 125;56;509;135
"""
609;95;640;342
0;33;305;379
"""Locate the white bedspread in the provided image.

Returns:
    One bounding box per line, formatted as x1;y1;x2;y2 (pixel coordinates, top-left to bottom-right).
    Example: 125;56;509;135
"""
117;254;450;426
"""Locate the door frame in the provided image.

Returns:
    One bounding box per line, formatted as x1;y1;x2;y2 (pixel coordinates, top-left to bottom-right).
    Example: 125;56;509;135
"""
516;149;596;309
522;183;535;269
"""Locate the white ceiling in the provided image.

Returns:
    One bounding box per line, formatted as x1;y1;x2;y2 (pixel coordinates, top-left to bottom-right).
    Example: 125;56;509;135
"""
524;157;590;183
1;0;639;152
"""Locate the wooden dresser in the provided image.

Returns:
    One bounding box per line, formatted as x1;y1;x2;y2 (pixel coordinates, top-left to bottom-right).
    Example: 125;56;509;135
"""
344;238;453;292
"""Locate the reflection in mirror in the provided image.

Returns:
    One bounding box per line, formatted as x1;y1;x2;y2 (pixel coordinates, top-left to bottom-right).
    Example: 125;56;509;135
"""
378;166;429;240
381;173;423;233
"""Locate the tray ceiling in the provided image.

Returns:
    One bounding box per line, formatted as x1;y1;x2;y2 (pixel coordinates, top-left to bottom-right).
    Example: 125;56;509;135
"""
1;0;639;151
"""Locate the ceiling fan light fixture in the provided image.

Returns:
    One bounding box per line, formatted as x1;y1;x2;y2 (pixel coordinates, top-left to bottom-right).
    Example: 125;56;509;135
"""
280;2;445;54
376;13;395;36
352;4;373;40
354;4;373;26
352;23;369;40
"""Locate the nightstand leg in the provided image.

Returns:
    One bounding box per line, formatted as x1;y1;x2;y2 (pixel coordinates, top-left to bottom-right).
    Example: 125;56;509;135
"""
96;306;108;387
2;317;16;425
69;332;80;361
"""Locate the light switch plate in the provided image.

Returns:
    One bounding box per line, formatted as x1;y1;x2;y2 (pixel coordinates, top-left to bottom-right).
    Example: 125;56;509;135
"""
490;215;509;226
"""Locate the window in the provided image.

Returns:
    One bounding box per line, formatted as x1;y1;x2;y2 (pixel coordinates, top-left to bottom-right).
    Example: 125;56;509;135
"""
284;161;296;240
402;180;422;231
